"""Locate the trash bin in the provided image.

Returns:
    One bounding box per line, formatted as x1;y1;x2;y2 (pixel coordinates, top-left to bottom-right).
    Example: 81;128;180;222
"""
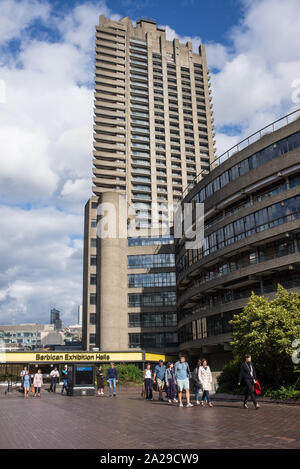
66;364;95;396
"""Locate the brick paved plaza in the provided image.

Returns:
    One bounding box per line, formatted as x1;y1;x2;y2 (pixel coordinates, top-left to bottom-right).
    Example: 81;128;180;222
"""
0;389;299;449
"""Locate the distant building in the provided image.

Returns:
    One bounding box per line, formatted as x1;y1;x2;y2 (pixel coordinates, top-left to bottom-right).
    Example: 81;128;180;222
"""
50;308;62;330
50;308;59;324
65;324;82;342
0;324;65;350
77;305;83;326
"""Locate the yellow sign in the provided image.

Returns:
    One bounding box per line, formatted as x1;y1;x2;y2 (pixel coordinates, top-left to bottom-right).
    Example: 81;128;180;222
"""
145;353;178;362
145;353;166;362
0;351;143;363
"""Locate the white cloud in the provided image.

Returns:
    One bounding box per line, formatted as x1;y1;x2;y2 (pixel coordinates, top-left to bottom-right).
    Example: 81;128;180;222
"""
61;178;91;201
209;0;300;147
231;0;300;66
60;178;92;214
20;40;90;84
162;24;202;52
57;1;120;52
163;0;300;154
211;53;285;128
0;205;83;325
0;43;94;204
205;42;231;70
0;0;50;45
214;133;241;160
0;0;114;325
0;126;58;201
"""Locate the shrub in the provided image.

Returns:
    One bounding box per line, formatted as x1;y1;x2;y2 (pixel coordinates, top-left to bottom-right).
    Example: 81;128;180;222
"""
100;364;143;385
264;386;300;400
217;359;242;394
114;364;143;384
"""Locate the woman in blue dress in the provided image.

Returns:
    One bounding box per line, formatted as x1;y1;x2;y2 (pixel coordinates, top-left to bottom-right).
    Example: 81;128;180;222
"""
23;371;31;399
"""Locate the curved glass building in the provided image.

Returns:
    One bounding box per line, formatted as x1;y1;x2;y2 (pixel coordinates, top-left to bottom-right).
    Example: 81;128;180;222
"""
176;111;300;369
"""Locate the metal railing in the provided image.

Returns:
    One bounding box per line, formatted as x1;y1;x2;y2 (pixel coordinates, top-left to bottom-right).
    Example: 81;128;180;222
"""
182;107;300;198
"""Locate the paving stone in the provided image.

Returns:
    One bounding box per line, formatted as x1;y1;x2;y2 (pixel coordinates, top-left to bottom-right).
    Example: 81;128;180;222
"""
0;390;299;449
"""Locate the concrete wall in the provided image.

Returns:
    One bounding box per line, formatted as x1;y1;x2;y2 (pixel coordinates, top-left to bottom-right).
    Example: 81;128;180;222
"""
98;192;128;350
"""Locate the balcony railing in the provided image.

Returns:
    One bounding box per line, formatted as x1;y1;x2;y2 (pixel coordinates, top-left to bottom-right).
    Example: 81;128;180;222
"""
182;107;300;197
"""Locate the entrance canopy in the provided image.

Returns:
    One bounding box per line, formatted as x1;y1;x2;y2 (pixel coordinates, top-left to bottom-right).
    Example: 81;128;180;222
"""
0;351;177;365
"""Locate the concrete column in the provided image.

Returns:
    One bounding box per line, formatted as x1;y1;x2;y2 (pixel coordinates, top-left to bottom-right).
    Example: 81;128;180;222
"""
98;192;128;351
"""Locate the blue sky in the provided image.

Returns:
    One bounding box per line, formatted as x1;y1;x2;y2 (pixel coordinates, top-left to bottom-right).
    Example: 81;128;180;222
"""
0;0;299;326
48;0;243;44
2;0;243;70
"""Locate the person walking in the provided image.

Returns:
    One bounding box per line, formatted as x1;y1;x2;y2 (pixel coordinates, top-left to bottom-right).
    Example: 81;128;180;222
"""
50;367;59;393
238;354;260;409
107;363;118;397
153;359;166;402
96;365;105;396
175;355;193;408
33;369;43;398
143;363;153;400
23;370;31;399
165;362;177;404
61;365;68;395
192;360;202;405
199;359;213;407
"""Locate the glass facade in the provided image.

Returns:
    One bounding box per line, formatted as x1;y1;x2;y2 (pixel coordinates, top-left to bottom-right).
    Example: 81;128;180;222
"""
128;291;176;307
179;270;300;342
128;312;177;328
203;177;295;232
129;332;178;348
207;311;235;337
177;236;300;277
179;272;300;343
208;195;300;250
128;235;174;246
191;131;300;204
177;172;300;262
128;253;175;269
178;310;241;343
128;272;176;288
178;270;300;323
177;195;300;272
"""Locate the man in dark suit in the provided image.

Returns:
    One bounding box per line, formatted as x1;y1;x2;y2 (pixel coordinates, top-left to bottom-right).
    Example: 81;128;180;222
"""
238;354;260;409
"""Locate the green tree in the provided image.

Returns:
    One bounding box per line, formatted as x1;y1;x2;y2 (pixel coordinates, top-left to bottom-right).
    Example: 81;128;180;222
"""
229;285;300;387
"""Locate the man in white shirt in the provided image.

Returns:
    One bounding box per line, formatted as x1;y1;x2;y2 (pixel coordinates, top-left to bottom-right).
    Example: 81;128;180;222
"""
50;367;60;393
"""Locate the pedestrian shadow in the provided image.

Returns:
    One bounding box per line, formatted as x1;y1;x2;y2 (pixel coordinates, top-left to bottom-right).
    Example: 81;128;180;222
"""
213;402;250;410
127;397;171;404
